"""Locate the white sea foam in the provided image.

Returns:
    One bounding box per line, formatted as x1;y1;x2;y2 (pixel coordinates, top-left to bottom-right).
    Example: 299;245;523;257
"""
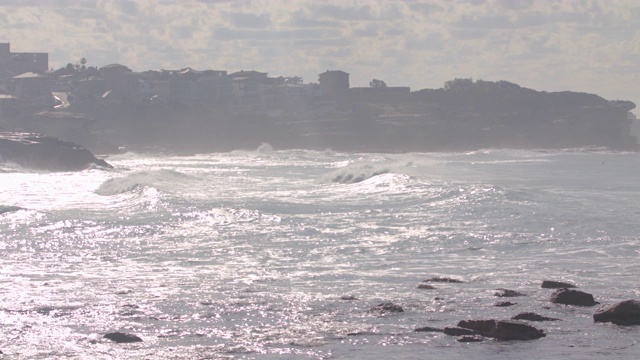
2;149;640;359
95;169;191;195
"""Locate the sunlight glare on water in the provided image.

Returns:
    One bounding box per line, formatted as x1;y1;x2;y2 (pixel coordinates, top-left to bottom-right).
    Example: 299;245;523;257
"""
1;149;640;359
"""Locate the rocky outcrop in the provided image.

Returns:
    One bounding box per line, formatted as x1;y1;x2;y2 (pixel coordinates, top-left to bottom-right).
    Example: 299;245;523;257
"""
494;301;517;307
593;300;640;325
368;302;404;315
444;326;476;336
0;130;111;171
512;312;560;322
541;280;577;289
104;332;143;343
414;326;444;333
423;276;464;283
417;284;436;290
550;289;598;306
456;319;546;340
495;289;526;297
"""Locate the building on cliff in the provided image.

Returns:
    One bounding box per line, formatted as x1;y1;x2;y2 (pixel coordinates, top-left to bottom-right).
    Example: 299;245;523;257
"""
99;64;141;104
318;70;349;99
0;43;48;80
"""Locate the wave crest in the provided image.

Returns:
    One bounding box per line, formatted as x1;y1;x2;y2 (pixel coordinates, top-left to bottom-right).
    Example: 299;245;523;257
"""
96;169;190;196
326;164;390;184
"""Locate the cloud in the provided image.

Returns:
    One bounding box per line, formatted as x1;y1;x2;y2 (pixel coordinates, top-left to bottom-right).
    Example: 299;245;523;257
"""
0;0;638;105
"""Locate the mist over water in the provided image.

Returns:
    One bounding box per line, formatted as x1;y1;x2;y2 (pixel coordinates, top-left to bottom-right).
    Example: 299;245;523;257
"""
1;148;640;359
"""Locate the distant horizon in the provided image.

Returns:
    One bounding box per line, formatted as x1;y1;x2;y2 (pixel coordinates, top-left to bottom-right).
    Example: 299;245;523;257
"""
2;0;639;108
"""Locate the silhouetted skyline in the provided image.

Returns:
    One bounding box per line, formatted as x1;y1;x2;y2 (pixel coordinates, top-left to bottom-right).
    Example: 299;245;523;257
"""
1;0;638;109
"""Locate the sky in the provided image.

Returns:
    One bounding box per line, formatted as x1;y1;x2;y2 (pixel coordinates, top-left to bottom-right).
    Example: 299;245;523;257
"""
1;0;639;107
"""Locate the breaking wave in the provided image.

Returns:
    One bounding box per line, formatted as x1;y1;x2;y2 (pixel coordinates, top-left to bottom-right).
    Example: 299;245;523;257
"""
95;169;191;196
325;163;390;184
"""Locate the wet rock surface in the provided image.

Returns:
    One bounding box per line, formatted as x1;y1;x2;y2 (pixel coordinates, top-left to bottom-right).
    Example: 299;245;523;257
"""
0;130;112;171
494;289;526;298
550;288;598;306
104;332;143;343
494;301;517;307
423;276;464;283
456;319;546;340
512;312;561;322
541;280;577;289
594;300;640;325
368;302;404;315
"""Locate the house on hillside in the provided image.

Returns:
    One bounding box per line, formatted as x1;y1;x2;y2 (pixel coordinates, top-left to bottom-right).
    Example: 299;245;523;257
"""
318;70;349;98
0;43;48;80
11;72;51;102
98;64;140;103
229;70;270;111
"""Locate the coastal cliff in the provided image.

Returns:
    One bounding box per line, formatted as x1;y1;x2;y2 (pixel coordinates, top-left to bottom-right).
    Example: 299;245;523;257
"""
0;130;112;171
88;79;636;153
3;78;637;154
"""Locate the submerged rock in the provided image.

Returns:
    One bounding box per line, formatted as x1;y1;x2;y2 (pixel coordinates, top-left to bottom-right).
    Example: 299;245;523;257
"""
414;326;444;333
417;284;436;290
423;276;464;283
444;326;476;336
104;332;143;343
457;319;546;340
541;280;577;289
368;302;404;315
550;288;598;306
494;288;526;297
593;300;640;325
512;312;561;322
494;301;517;307
0;130;112;171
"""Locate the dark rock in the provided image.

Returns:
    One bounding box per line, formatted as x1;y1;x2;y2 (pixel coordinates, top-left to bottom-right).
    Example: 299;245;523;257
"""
541;280;577;289
550;288;598;306
340;295;358;301
457;319;545;340
368;302;404;314
457;335;484;342
494;301;517;307
417;284;436;290
423;276;464;283
457;319;497;335
594;300;640;325
493;320;546;340
495;288;526;297
444;326;477;336
414;326;444;333
104;332;143;343
0;130;112;171
512;312;560;322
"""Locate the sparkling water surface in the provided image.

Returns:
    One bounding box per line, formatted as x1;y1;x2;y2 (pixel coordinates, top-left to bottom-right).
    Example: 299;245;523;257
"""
1;148;639;359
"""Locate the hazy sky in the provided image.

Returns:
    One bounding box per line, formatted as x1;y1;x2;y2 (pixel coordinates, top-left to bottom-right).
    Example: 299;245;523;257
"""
1;0;639;106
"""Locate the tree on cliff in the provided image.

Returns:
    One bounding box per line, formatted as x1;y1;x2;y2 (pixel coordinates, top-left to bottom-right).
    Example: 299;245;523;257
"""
370;79;387;88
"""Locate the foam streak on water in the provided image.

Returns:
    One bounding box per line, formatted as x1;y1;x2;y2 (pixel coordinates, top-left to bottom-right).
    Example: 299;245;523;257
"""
1;148;640;359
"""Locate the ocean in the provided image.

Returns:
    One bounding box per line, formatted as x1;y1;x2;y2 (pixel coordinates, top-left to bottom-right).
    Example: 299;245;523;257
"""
1;147;639;359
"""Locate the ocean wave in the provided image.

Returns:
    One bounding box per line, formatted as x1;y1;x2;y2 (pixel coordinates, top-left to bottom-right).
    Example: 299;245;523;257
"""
95;169;191;196
327;165;389;184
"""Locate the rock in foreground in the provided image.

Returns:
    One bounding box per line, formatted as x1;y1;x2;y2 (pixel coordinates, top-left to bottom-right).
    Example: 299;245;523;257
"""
457;319;546;340
541;280;577;289
0;130;111;171
550;289;598;307
594;300;640;325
